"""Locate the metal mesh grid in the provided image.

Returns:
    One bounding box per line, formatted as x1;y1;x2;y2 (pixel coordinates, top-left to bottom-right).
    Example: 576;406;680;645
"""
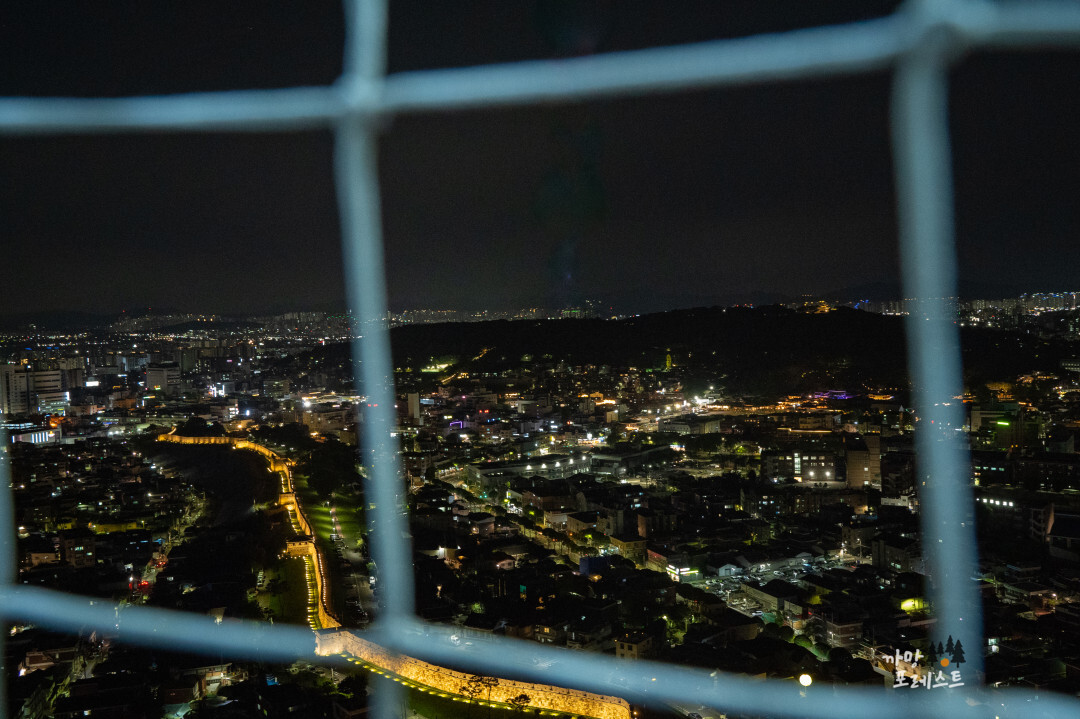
3;1;1080;717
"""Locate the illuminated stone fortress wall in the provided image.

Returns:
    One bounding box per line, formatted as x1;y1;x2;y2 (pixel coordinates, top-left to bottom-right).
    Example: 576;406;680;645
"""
157;432;338;628
316;631;631;719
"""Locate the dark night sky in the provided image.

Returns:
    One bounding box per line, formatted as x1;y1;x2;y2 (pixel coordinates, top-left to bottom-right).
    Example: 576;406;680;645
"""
1;1;1078;318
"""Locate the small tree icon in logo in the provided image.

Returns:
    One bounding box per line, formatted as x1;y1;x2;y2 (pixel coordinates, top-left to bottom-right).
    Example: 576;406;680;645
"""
952;639;965;665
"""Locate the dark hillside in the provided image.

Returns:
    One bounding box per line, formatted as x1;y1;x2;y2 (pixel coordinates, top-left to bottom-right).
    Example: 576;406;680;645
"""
302;305;1075;397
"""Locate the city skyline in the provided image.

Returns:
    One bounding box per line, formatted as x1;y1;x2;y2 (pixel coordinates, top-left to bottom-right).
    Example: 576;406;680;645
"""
4;284;1080;333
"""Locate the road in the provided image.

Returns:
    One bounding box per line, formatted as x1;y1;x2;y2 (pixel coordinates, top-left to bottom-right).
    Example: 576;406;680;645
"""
135;491;206;603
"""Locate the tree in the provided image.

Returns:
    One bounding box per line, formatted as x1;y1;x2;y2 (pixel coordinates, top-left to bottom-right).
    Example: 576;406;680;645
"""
177;416;224;437
463;674;499;702
778;625;794;642
952;639;965;665
299;441;361;500
460;681;483;701
509;693;531;712
827;647;852;664
336;673;368;698
253;422;317;452
666;604;691;630
945;635;955;657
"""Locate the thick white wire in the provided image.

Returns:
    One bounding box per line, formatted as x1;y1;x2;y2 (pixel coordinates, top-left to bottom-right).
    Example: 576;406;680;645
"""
0;3;1079;133
3;1;1080;718
334;3;407;718
892;2;986;681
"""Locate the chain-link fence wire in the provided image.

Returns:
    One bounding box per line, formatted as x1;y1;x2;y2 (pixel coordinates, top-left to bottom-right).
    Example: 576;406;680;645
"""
4;1;1080;717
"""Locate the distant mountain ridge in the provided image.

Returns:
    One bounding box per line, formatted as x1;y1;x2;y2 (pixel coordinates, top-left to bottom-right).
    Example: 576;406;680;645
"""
0;310;116;332
379;304;1076;397
0;279;1068;331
